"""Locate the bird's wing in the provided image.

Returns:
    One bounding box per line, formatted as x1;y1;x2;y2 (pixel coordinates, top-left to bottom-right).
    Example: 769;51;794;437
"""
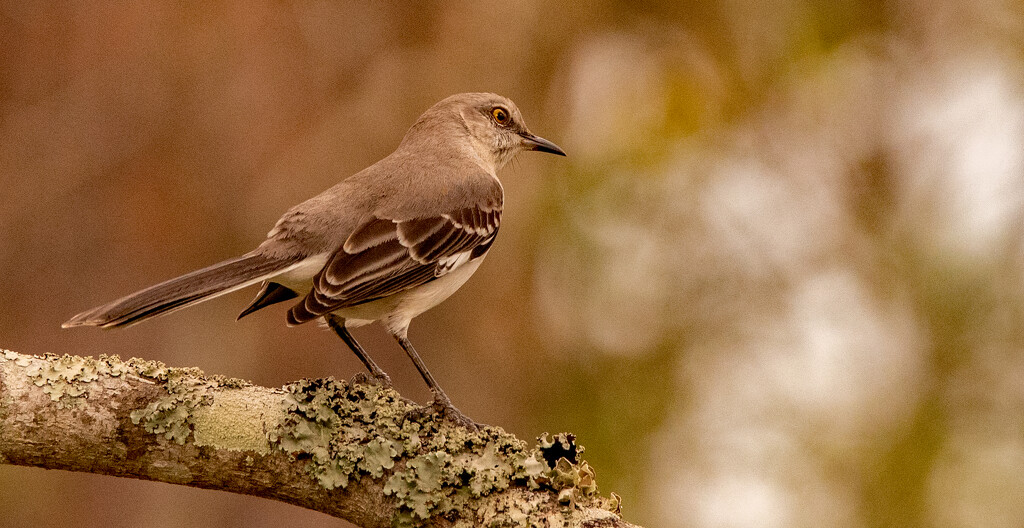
286;204;501;325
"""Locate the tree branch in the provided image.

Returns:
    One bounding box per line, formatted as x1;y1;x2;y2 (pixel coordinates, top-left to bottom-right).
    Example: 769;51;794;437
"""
0;349;638;528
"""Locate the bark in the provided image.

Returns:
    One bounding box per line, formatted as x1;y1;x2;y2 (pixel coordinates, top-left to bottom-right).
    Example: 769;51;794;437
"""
0;349;639;528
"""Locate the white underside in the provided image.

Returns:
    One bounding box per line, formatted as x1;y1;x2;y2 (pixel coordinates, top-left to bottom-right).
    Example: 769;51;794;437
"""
273;253;329;289
271;251;484;335
333;256;484;335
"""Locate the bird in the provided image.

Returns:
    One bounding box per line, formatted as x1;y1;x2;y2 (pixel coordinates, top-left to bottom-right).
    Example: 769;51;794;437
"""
63;92;566;427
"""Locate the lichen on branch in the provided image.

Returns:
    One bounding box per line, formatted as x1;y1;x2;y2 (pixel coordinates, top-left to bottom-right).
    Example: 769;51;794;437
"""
270;377;614;525
0;349;637;528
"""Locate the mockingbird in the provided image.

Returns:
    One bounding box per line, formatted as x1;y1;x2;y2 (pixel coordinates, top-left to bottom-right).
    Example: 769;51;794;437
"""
64;92;565;426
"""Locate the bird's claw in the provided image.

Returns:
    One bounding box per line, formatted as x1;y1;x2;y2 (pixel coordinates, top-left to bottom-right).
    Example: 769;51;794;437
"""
405;394;479;430
349;370;393;388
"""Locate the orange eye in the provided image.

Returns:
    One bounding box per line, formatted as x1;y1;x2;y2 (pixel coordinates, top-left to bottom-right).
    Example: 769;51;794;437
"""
491;107;510;125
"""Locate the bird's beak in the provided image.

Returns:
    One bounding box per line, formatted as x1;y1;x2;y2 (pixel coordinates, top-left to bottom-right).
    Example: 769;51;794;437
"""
520;133;566;156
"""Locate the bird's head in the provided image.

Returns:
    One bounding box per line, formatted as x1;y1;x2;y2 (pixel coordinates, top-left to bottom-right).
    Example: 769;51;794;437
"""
407;92;565;172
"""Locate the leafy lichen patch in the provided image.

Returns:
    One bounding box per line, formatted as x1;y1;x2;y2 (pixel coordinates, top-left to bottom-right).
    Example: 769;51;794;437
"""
269;378;413;490
130;394;203;444
21;354;135;407
6;352;256;448
128;366;237;445
471;489;548;527
269;378;616;526
531;433;605;510
539;431;582;466
3;350;629;525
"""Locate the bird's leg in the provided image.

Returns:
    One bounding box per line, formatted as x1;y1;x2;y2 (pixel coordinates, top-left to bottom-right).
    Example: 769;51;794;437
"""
391;331;478;430
325;315;392;386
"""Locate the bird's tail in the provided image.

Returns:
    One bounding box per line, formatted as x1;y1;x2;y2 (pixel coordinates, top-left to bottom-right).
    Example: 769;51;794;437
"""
63;252;302;329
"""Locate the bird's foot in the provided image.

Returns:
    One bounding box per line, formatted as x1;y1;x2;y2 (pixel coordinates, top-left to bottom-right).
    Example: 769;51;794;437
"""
349;370;393;389
406;393;479;430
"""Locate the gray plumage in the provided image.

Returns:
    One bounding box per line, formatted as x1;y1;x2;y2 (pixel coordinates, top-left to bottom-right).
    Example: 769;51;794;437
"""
63;92;565;426
63;252;304;328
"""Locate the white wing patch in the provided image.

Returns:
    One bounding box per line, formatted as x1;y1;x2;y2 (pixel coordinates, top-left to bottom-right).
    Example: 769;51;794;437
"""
442;212;499;237
435;250;473;277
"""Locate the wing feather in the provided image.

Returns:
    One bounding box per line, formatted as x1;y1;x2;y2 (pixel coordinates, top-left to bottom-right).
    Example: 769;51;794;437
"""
397;216;448;246
320;241;408;295
287;203;501;325
343;217;398;253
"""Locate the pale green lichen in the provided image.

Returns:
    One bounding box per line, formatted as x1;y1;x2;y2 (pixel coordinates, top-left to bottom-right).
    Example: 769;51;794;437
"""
3;350;622;524
8;351;273;450
607;492;623;515
359;437;399;477
472;490;547;528
269;378;416;490
190;386;282;454
268;378;615;527
128;366;251;445
22;354;134;407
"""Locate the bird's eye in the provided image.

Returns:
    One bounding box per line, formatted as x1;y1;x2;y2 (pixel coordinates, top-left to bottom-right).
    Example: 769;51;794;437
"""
491;107;510;125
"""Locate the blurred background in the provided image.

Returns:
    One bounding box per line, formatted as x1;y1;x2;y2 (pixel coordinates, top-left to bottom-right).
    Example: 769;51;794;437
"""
3;1;1024;527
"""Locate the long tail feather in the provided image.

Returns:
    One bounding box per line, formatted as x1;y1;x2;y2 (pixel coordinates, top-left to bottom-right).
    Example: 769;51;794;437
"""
63;252;302;329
